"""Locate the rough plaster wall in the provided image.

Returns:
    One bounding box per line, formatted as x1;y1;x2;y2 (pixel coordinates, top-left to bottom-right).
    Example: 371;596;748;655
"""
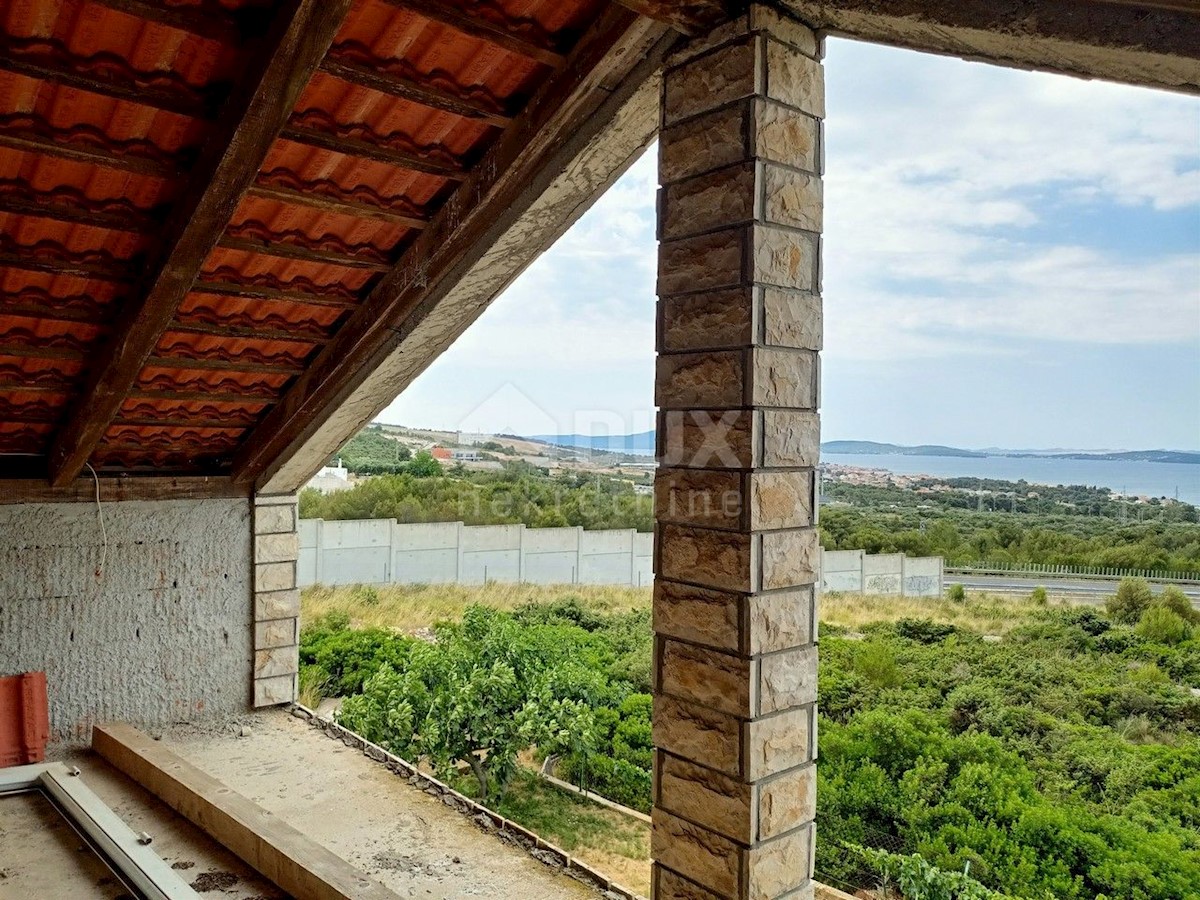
0;499;252;745
262;67;665;494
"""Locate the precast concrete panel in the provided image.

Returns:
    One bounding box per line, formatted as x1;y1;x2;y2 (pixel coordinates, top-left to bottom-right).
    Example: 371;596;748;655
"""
461;550;520;584
903;556;944;597
864;552;905;596
393;549;459;584
821;549;864;593
393;521;460;551
523;553;579;584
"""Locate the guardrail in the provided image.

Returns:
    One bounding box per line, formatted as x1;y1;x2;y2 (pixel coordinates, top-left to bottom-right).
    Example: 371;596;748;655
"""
948;562;1200;585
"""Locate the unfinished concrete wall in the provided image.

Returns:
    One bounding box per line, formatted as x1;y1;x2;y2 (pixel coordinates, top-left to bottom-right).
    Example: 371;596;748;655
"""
0;498;252;745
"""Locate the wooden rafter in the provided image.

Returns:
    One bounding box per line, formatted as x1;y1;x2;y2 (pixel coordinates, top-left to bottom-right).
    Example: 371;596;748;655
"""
611;0;739;33
145;354;304;375
0;114;185;178
247;176;430;229
320;43;513;128
0;180;160;233
233;8;675;486
88;0;254;44
280;120;468;180
0;34;223;119
0;238;134;282
217;228;392;272
131;385;280;404
191;277;359;309
384;0;567;68
46;0;355;487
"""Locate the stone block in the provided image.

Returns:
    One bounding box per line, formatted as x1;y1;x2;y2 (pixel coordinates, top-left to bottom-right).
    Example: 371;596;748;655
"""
658;409;755;469
763;164;822;232
659;229;747;296
660;524;754;593
661;103;748;184
652;809;741;898
762;410;820;467
253;673;296;708
752;226;817;291
654;865;725;900
659;753;753;843
654;580;741;653
254;531;299;565
752;348;817;410
656;468;743;529
253;503;295;535
757;763;816;841
749;471;814;531
255;588;301;622
255;618;298;651
255;645;298;679
759;645;818;714
753;100;819;172
747;587;815;654
762;288;821;350
659;286;754;354
664;38;758;125
660;639;751;717
661;163;757;240
255;560;296;593
749;6;820;58
656;350;746;410
761;528;819;590
765;39;824;117
746;704;814;780
747;822;814;900
654;695;742;776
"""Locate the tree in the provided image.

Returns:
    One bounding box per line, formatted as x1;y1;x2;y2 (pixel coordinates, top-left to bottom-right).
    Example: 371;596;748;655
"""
1106;577;1154;625
338;606;605;803
405;450;443;478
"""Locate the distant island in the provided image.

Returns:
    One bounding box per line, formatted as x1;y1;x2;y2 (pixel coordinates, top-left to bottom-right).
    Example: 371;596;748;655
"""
824;441;1200;465
524;433;1200;465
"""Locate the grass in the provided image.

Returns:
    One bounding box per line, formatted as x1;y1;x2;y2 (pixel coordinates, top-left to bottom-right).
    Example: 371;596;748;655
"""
302;580;1061;637
301;581;651;632
447;769;651;896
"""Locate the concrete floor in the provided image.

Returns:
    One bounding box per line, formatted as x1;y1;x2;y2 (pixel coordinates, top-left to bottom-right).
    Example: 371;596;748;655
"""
0;760;279;899
2;710;599;899
159;710;598;899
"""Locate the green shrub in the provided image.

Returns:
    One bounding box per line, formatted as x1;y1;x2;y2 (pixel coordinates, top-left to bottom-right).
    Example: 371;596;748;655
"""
299;614;413;697
895;618;958;644
1137;605;1192;646
1107;577;1154;625
1030;586;1048;606
947;583;966;603
1154;585;1200;625
561;753;652;813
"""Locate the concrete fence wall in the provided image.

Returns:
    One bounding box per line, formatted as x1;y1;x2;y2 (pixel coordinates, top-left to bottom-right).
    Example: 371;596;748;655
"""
299;519;654;588
820;549;944;597
299;519;940;596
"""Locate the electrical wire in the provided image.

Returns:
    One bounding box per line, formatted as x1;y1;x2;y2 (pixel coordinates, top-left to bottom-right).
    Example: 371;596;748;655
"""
86;462;106;578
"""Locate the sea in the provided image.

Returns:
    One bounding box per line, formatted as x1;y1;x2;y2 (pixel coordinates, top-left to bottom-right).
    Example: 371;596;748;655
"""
822;453;1200;505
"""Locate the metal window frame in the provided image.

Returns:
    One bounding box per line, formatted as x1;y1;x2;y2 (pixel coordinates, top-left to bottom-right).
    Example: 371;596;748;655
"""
0;761;200;900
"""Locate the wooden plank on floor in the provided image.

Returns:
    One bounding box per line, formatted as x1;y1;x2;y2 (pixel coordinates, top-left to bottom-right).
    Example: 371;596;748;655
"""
92;723;402;900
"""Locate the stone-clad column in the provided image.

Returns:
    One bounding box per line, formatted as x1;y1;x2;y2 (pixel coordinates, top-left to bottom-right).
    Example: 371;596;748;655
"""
252;493;300;707
652;8;822;899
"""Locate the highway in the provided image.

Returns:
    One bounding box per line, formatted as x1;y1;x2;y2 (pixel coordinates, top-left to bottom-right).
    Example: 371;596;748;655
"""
946;573;1200;603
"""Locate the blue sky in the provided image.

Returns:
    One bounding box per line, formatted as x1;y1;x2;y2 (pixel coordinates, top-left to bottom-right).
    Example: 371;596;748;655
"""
382;38;1200;451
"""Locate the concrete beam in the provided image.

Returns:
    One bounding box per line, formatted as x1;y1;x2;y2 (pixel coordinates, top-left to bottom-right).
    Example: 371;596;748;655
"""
781;0;1200;94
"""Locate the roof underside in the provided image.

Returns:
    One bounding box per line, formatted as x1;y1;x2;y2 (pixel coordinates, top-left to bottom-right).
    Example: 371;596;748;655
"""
0;0;1197;488
0;0;608;480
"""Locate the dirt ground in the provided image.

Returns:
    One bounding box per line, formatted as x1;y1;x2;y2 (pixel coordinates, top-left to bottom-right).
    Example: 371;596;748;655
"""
160;710;599;899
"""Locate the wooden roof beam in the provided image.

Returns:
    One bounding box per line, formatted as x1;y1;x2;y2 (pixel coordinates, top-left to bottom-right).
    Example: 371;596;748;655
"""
320;45;513;128
611;0;741;33
0;180;160;233
0;114;184;178
280;120;468;180
46;0;355;487
247;177;431;229
0;34;223;119
232;8;676;487
88;0;262;44
383;0;567;68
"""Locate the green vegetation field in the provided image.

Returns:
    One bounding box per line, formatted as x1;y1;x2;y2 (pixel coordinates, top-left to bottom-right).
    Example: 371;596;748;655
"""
299;582;1200;900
